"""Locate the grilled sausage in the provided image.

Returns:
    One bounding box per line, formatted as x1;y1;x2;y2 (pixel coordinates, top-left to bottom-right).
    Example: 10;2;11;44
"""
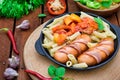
77;38;114;66
53;34;91;63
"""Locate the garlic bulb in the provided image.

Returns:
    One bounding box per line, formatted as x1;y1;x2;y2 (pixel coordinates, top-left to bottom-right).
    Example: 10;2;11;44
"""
8;56;20;69
4;68;18;80
16;20;30;30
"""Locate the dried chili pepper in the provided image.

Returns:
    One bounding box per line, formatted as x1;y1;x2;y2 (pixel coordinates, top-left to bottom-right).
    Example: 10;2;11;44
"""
25;70;52;80
46;0;66;15
0;28;19;55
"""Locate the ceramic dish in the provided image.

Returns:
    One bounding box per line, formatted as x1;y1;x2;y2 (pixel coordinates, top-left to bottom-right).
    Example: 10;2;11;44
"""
75;2;120;16
35;12;120;70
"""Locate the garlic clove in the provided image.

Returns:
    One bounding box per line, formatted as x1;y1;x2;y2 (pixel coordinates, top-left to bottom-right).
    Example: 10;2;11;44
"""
16;20;30;30
8;56;20;69
4;68;18;80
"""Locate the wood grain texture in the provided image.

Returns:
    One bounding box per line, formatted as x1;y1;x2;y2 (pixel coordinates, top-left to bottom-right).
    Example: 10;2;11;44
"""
0;18;14;80
67;0;80;12
14;7;42;80
105;14;119;26
43;3;57;22
24;21;120;80
0;0;120;80
117;9;120;26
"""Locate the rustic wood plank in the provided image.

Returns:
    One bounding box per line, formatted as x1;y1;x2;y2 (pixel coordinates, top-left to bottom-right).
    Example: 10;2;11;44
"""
67;0;80;12
117;9;120;27
14;7;42;80
105;14;119;26
43;4;55;22
0;18;14;80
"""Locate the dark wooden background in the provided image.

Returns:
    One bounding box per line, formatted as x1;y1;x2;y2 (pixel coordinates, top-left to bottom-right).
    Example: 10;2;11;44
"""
0;0;120;80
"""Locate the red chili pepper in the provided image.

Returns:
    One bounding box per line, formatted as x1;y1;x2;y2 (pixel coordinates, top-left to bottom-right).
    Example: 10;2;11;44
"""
46;0;66;15
25;70;52;80
0;28;19;55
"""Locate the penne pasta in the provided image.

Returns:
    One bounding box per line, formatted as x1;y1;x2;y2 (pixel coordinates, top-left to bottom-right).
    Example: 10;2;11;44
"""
90;35;100;42
66;61;73;67
87;42;97;48
67;54;78;64
49;44;66;56
42;41;55;49
42;28;53;41
73;63;88;68
80;11;94;19
67;31;81;41
93;31;107;39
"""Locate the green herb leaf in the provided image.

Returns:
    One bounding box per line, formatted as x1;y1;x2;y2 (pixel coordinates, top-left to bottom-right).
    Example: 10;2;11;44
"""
0;0;46;18
48;65;56;77
101;0;112;8
38;13;46;18
52;76;61;80
94;17;104;30
55;67;65;77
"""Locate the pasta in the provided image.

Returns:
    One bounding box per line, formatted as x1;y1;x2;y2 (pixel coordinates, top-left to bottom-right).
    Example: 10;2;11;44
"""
67;54;78;64
87;42;97;48
73;63;88;68
80;11;94;19
49;44;65;56
66;61;73;67
42;41;55;49
90;35;100;42
42;28;53;41
93;31;107;39
67;31;81;41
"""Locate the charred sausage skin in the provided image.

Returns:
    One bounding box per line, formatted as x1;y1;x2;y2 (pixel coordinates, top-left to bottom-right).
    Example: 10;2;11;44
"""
78;38;114;66
53;34;91;63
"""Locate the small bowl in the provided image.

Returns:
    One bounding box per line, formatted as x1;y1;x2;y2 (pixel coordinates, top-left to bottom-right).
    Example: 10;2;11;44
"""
35;12;120;70
75;2;120;16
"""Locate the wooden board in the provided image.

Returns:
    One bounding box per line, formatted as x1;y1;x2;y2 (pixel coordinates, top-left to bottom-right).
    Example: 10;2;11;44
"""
0;18;14;80
23;21;120;80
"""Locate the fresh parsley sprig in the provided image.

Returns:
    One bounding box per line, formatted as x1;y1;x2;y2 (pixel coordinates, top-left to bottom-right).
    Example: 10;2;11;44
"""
48;65;66;80
0;0;46;19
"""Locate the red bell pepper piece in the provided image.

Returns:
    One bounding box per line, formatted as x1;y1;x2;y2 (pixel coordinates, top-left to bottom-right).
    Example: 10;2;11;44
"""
46;0;66;15
0;28;19;55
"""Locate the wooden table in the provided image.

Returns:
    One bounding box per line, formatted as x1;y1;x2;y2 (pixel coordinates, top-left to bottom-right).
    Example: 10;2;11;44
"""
0;0;120;80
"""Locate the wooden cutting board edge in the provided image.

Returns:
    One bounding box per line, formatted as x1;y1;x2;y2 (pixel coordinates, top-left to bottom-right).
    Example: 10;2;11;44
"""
23;21;120;80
